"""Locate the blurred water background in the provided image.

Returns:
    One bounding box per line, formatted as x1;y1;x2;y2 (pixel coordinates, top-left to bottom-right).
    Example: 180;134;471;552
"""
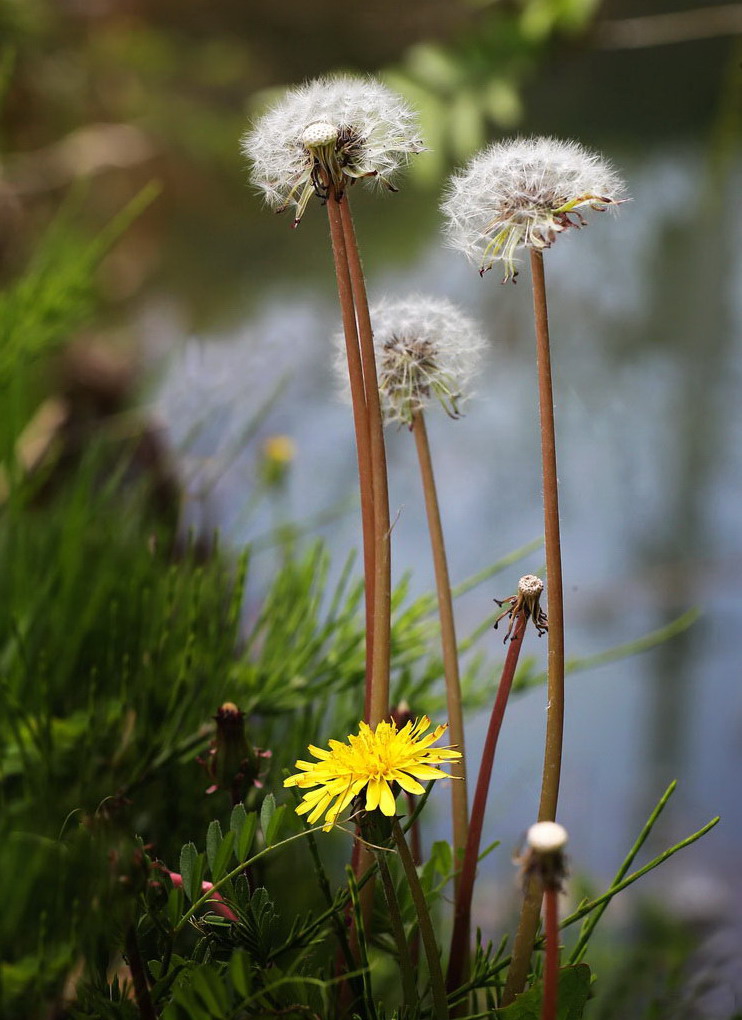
3;0;742;1010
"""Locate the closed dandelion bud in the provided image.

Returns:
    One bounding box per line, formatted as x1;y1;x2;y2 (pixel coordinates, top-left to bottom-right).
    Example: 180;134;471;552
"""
242;75;425;225
200;702;271;805
522;821;569;892
442;136;627;282
334;295;486;426
260;434;296;489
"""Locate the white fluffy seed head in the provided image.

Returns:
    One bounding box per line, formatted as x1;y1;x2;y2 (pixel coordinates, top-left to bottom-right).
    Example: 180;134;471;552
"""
526;821;569;853
442;136;627;281
242;76;425;222
518;574;543;598
334;294;487;426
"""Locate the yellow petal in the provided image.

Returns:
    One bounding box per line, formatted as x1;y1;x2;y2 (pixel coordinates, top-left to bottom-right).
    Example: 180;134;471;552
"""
392;770;425;795
365;778;381;812
378;781;397;817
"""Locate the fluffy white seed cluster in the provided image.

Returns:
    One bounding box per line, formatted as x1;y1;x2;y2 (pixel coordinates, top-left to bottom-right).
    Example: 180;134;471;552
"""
527;821;569;854
334;294;486;426
242;75;424;225
442;136;626;281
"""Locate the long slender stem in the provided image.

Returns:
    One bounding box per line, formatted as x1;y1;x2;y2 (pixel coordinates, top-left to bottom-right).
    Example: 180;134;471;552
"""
447;613;526;995
412;411;468;892
375;847;420;1011
392;817;449;1020
338;195;391;728
125;924;157;1020
530;249;565;826
325;193;376;707
541;887;559;1020
502;249;566;1005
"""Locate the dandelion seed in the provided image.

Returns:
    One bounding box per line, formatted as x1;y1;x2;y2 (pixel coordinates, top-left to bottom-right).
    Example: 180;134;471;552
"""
442;136;627;281
334;294;486;426
284;716;460;831
242;75;425;225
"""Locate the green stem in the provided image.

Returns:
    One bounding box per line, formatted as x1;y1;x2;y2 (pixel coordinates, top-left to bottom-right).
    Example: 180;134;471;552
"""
325;193;376;710
568;780;676;964
339;195;391;728
346;865;378;1020
412;410;468;895
392;817;449;1020
374;847;419;1011
503;249;566;1005
124;924;157;1020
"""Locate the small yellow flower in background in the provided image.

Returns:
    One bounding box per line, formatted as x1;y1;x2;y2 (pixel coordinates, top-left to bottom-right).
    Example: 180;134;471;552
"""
263;435;296;464
285;716;461;831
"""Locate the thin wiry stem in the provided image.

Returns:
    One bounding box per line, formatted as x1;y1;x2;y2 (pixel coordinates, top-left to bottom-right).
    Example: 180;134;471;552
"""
375;846;420;1012
541;887;559;1020
411;410;468;895
325;193;376;707
447;613;526;996
392;817;449;1020
339;194;392;728
503;249;565;1004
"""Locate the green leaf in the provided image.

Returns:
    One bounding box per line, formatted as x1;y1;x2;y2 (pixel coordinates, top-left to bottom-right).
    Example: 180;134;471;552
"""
265;803;287;847
211;830;235;883
179;843;200;903
229;951;252;997
495;965;591;1019
191;965;230;1015
260;793;276;839
206;820;223;875
234;811;258;863
230;803;247;836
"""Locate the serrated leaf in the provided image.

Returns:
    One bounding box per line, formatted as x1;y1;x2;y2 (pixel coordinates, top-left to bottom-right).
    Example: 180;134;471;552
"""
206;820;223;875
495;964;591;1019
265;803;287;847
211;830;235;883
260;794;276;838
179;843;200;902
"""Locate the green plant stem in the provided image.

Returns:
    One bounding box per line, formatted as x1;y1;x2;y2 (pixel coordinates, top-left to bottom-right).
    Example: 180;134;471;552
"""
447;613;526;995
124;924;157;1020
325;193;376;706
568;780;677;964
541;886;559;1020
392;817;449;1020
374;847;420;1011
502;249;566;1006
411;410;468;896
339;194;391;728
346;865;378;1020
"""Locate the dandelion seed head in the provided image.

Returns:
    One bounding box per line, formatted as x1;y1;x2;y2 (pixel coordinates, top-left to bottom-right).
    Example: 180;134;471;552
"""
284;716;460;831
334;294;486;426
442;136;627;281
242;76;424;224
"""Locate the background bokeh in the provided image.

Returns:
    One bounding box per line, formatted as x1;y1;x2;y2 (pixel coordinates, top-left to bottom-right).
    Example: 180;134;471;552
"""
2;0;741;1014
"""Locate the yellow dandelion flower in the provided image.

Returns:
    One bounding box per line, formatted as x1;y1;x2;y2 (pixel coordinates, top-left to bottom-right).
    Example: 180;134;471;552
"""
284;716;461;831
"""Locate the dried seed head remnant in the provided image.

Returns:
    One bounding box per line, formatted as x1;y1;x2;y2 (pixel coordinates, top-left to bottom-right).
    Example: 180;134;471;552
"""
521;821;569;892
442;136;627;281
334;294;486;426
494;573;548;642
242;76;425;225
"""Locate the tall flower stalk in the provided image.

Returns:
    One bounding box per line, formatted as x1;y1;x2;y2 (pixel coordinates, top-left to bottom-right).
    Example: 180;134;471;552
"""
447;576;547;995
442;136;625;1000
337;294;485;897
243;75;424;726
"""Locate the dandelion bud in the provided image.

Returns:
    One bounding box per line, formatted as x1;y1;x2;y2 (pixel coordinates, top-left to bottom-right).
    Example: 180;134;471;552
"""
242;75;425;225
521;821;569;892
334;294;486;426
442;136;627;281
199;702;271;805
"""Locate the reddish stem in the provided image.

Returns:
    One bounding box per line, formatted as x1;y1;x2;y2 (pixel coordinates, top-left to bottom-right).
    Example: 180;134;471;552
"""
541;886;559;1020
446;613;527;995
125;925;157;1020
338;195;392;728
325;194;376;710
